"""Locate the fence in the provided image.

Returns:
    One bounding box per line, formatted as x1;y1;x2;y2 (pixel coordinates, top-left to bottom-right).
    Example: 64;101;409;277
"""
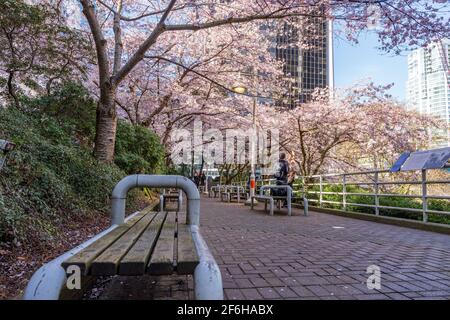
236;166;450;223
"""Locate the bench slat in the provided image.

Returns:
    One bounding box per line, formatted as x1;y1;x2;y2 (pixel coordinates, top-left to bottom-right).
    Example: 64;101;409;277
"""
90;212;156;275
177;224;199;274
147;212;176;275
118;211;167;275
61;210;149;275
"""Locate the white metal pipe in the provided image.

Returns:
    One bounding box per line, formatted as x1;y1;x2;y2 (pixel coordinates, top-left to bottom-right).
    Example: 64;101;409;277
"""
422;169;428;222
190;225;223;300
111;175;200;226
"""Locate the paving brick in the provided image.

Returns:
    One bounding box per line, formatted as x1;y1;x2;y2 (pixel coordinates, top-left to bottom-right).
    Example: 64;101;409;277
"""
257;287;281;299
273;287;299;298
249;277;270;287
198;197;450;301
241;288;263;300
225;289;246;300
306;285;334;297
290;286;316;298
386;293;411;300
295;276;330;286
263;277;286;287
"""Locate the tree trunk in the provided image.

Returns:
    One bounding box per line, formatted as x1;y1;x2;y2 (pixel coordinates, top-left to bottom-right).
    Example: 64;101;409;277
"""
7;71;20;109
94;86;117;163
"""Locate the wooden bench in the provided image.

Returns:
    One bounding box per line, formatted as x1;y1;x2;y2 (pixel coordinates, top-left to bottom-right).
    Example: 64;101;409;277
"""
251;195;274;215
225;186;247;203
252;186;308;216
24;175;223;300
61;208;198;276
219;185;232;202
210;185;221;198
160;189;183;211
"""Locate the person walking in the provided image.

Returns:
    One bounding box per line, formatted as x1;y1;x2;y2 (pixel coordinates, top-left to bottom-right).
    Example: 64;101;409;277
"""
193;172;200;187
207;175;213;196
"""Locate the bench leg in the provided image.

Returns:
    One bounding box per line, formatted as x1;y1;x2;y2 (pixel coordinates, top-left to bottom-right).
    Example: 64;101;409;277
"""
303;198;309;216
159;194;164;212
264;200;267;212
269;199;274;216
190;225;223;300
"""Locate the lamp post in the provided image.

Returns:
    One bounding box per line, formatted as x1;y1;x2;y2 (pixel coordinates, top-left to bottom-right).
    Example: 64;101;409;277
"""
232;84;258;205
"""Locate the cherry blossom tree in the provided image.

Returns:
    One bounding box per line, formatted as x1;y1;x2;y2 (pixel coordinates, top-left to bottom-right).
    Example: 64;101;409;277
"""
71;0;448;163
0;0;91;108
114;23;284;150
264;84;445;177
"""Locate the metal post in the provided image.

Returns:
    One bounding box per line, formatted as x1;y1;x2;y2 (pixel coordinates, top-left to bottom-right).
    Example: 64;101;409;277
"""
249;96;257;200
204;165;209;195
374;171;380;216
342;174;347;211
422;169;428;222
301;176;306;197
287;186;292;216
319;176;323;208
245;96;258;206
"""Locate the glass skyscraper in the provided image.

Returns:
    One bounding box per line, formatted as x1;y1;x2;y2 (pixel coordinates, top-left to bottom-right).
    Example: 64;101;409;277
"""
271;16;334;107
406;39;450;147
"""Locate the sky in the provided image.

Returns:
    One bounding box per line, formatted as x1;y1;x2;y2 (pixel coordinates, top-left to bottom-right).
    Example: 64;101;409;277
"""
333;31;408;102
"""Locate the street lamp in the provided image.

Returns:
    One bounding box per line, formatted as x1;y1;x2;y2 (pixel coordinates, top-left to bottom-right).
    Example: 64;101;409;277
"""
231;85;247;95
232;83;258;205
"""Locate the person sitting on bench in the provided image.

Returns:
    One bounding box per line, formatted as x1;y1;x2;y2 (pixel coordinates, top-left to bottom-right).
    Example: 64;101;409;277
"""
273;152;290;207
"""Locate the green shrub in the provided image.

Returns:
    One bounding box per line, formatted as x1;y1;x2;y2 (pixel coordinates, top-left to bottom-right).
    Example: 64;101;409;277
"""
0;107;124;245
296;181;450;225
115;120;165;174
0;80;169;246
25;82;97;144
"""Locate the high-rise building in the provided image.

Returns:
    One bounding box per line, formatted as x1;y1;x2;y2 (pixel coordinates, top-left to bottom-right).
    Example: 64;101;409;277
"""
271;16;334;107
406;39;450;147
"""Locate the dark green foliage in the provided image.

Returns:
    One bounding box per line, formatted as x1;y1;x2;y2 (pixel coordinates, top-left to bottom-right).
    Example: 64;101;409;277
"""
0;84;167;245
0;107;123;245
26;82;97;143
115;121;165;174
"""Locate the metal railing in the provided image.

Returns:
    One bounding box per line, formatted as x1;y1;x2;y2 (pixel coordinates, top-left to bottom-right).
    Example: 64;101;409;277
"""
235;166;450;223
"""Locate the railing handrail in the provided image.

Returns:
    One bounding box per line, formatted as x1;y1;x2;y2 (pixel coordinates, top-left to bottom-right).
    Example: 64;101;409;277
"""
232;166;450;223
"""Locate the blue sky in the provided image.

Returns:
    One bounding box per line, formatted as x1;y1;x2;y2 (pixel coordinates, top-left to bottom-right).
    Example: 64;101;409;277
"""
334;31;408;102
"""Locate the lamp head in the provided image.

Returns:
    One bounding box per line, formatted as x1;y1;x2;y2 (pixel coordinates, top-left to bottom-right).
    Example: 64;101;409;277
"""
232;85;247;95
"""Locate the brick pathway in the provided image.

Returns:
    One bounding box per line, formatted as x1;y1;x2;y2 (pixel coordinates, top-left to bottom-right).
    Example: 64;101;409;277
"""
200;196;450;300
